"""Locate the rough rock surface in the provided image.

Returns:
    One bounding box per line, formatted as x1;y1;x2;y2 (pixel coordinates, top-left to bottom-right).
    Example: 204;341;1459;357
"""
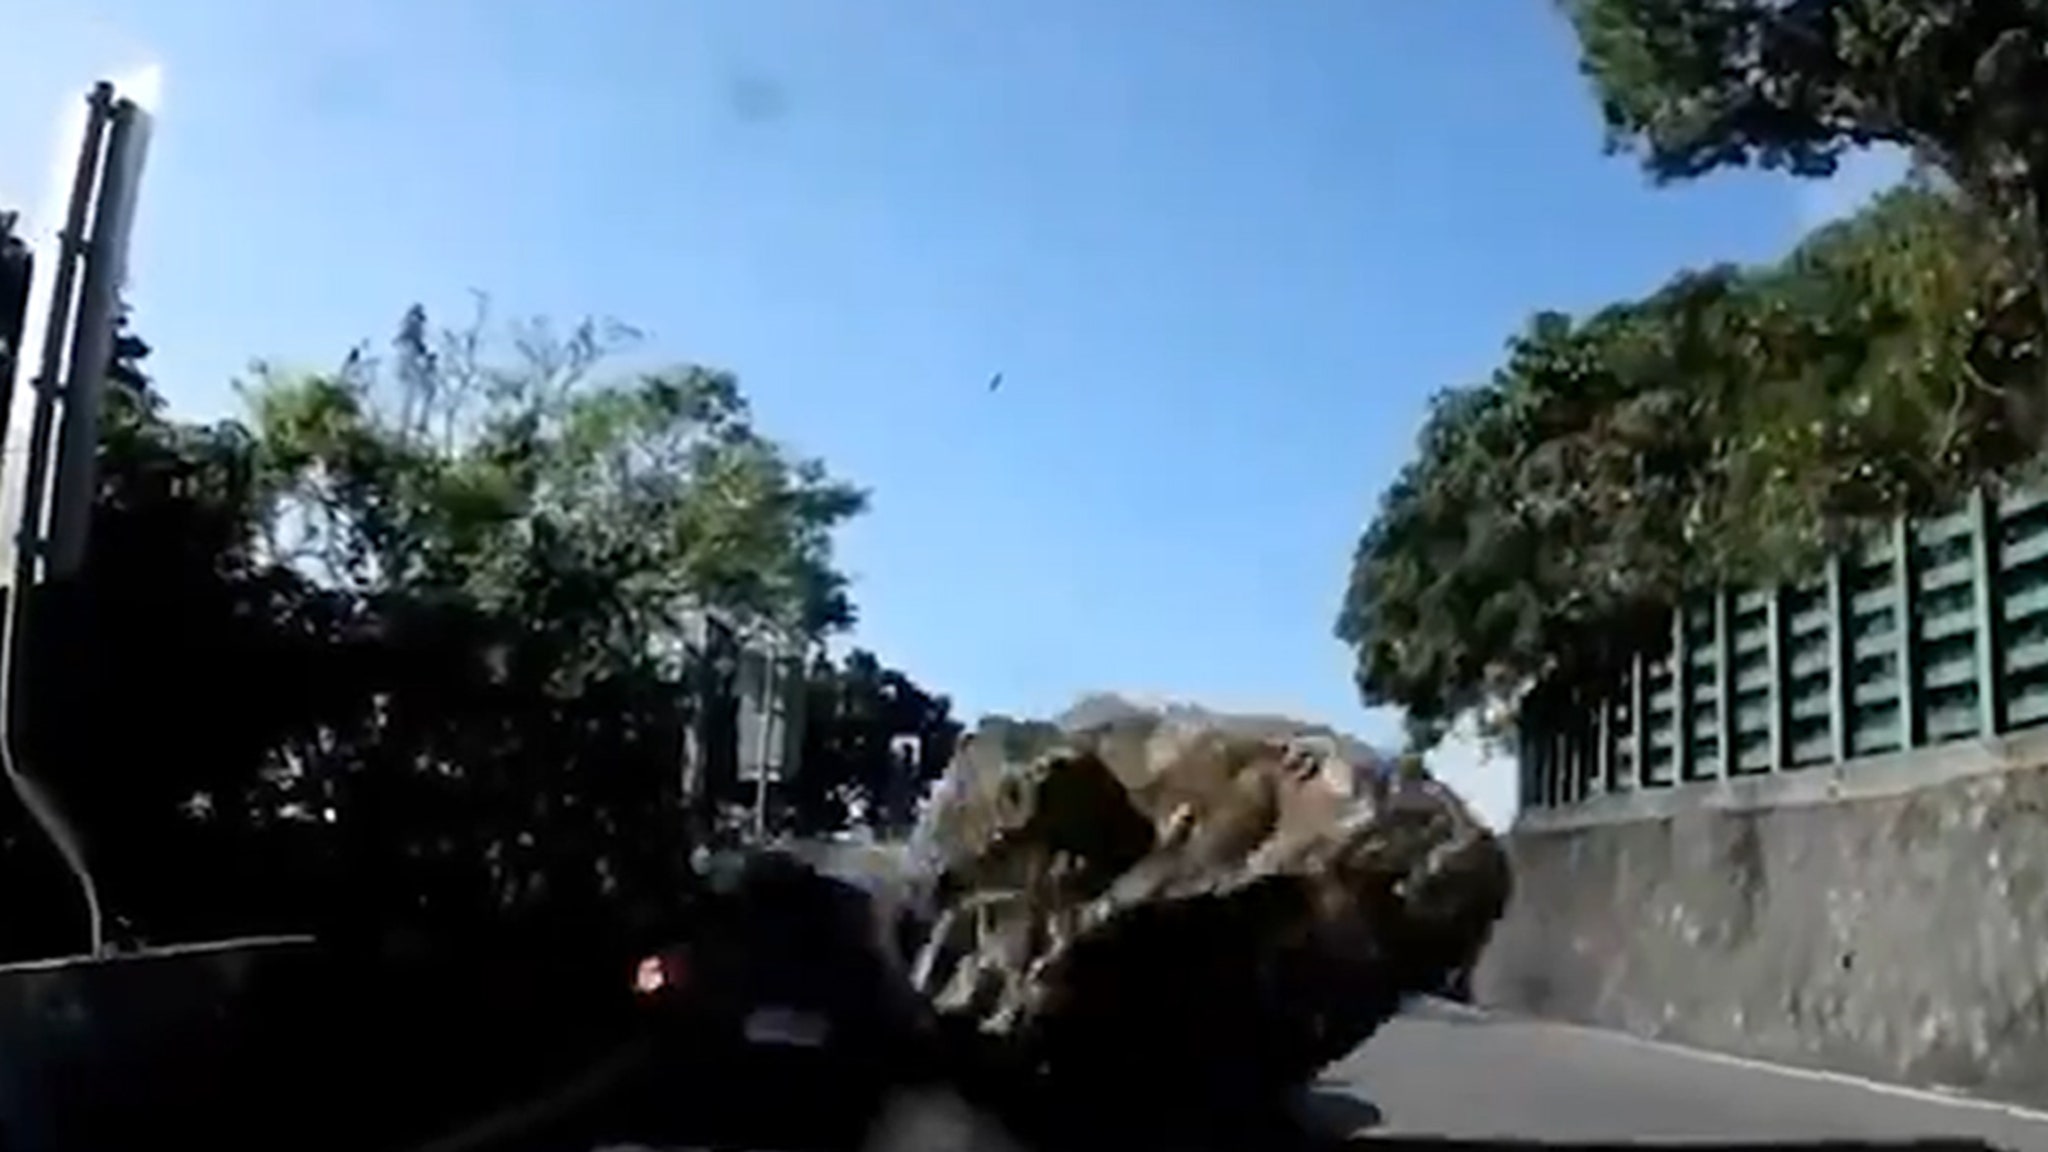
1477;758;2048;1109
905;699;1511;1101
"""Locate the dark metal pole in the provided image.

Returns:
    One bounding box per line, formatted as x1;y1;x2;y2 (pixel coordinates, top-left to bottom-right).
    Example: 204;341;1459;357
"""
752;634;777;842
0;82;117;955
49;95;151;579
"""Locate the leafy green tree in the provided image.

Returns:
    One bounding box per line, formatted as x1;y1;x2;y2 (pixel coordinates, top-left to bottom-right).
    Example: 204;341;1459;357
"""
4;300;877;959
0;299;913;1151
246;302;866;649
1562;0;2048;433
1338;185;2042;746
241;303;867;931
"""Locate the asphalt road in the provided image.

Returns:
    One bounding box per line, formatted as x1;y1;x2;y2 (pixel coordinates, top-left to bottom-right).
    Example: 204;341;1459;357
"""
550;837;2048;1152
1315;1002;2048;1150
585;1003;2048;1152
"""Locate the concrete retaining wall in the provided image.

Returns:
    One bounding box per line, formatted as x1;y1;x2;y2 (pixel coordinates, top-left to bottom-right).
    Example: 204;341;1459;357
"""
1475;730;2048;1108
0;937;322;1152
0;931;647;1152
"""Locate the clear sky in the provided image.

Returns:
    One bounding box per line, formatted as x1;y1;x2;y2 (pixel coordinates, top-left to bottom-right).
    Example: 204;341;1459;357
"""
2;1;1901;827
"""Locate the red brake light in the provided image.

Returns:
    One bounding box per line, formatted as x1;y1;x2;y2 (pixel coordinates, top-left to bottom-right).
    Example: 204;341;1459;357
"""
634;949;687;996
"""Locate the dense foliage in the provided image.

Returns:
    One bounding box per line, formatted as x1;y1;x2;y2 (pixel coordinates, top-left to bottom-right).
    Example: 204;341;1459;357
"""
0;303;947;961
1565;0;2048;264
1339;4;2048;747
789;648;963;837
1566;0;2048;432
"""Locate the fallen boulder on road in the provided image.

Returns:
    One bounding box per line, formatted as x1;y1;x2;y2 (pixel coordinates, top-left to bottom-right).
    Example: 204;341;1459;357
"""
903;701;1511;1104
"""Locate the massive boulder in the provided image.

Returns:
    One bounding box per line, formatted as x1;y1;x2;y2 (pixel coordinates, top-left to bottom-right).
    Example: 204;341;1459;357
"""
903;699;1510;1105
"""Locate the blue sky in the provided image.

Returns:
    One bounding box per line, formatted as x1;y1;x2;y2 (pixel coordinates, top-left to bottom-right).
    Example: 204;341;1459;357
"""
2;1;1901;827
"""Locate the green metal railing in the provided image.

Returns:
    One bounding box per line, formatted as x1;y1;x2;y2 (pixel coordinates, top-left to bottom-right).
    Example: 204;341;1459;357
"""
1519;486;2048;811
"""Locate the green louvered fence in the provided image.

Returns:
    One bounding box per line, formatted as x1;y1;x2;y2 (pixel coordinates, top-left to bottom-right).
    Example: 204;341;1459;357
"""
1519;486;2048;811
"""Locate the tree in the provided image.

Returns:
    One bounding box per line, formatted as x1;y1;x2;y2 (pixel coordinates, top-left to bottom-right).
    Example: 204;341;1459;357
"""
1564;0;2048;230
1337;184;2041;746
788;649;962;835
243;302;867;931
1562;0;2048;426
3;313;349;957
1;212;29;388
3;300;879;960
0;299;915;1149
246;302;866;648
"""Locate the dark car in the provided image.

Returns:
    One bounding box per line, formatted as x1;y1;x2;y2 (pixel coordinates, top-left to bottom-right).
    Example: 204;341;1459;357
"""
611;849;932;1150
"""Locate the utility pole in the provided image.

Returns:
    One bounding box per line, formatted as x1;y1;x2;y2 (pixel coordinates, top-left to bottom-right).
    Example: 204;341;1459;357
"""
888;733;920;836
751;633;777;842
0;77;157;957
746;628;818;843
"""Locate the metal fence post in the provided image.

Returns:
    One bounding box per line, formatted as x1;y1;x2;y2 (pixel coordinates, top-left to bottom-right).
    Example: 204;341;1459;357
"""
1969;487;2006;738
1630;651;1650;788
1713;590;1734;777
1892;516;1921;752
1672;607;1694;780
1827;555;1851;763
1765;586;1788;771
1593;701;1607;795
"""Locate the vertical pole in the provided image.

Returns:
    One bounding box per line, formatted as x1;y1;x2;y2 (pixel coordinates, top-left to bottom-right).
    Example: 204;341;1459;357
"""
1631;651;1650;788
1893;517;1921;752
1518;720;1536;813
1542;706;1558;806
1827;555;1852;763
1550;695;1571;806
1765;587;1787;771
680;613;712;848
752;635;776;842
1672;607;1694;781
1596;684;1615;793
0;83;117;957
48;97;151;579
1714;590;1734;777
1546;704;1563;807
6;82;111;584
1969;487;2006;739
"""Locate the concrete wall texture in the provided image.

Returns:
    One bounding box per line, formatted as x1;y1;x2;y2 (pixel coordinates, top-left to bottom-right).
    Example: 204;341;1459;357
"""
0;931;643;1152
0;937;320;1152
1475;731;2048;1109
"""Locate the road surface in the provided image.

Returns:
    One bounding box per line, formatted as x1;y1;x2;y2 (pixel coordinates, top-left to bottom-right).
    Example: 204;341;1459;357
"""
579;1003;2048;1152
1311;1001;2048;1150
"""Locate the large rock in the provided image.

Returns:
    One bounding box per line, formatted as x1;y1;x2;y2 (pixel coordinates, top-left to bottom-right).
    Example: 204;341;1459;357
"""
904;700;1510;1104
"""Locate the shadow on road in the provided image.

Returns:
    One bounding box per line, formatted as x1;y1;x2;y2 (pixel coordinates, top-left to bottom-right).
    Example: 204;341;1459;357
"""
1299;1086;1386;1137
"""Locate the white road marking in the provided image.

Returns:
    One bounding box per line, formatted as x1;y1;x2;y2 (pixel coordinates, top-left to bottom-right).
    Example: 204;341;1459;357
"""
1435;1000;2048;1126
